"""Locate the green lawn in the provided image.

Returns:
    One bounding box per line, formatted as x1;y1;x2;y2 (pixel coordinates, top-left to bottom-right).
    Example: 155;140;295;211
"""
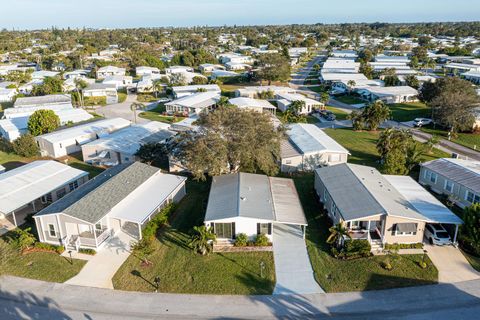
137;93;159;103
420;126;480;151
112;179;275;295
389;102;431;122
334;95;365;105
462;250;480;272
292;174;438;292
139;104;186;124
326;106;349;121
117;92;127;103
324;128;450;168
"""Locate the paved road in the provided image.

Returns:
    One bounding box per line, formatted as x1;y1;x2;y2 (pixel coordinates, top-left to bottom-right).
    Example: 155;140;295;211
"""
95;94;151;124
289;54;324;92
1;276;480;319
65;231;134;289
272;224;323;295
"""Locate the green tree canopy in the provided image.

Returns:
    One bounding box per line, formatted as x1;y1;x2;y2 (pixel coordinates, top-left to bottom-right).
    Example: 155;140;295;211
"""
12;134;39;157
31;77;63;96
27;109;60;136
256;53;291;85
376;128;416;175
172;107;284;181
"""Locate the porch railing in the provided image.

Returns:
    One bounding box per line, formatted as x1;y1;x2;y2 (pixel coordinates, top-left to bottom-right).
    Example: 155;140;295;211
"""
77;228;113;248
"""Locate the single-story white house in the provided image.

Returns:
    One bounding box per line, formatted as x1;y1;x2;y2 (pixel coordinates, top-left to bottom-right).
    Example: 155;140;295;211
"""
102;75;133;89
171;84;221;99
96;66;126;79
34;162;187;251
0;161;88;232
462;70;480;85
281;123;349;172
36;118;131;158
225;62;251;71
14;94;73;109
165;91;220;115
228;97;276;114
83;83;118;104
199;64;225;73
276;92;324;114
234;86;295;99
204;172;307;243
322;58;360;74
165;66;194;74
355;86;418;104
136;66;160;77
210;70;240;80
0;88;16;102
81;121;175;166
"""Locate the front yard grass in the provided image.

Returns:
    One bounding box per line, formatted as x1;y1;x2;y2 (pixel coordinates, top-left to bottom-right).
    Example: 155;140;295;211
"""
325;106;349;120
420;126;480;151
112;179;275;295
139;104;186;124
324;128;450;168
462;250;480;272
292;173;438;292
334;95;364;105
389;102;431;122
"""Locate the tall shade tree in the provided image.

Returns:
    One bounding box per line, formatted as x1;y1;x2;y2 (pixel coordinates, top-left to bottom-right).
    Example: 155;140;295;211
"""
27;109;60;136
12;134;39;157
256;53;291;85
31;77;63;96
172;107;284;181
376;128;415;175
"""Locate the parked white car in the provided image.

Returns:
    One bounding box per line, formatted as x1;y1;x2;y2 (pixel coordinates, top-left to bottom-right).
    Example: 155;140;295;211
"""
424;223;452;245
413;118;433;127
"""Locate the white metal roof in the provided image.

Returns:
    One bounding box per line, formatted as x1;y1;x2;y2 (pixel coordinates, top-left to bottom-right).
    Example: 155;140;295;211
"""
36;118;131;144
109;172;186;224
287;124;349;155
228;97;276;110
361;86;418;96
0;161;88;214
384;175;463;225
83;121;173;155
165;91;220;109
275;92;321;106
321;72;368;82
172;84;220;93
269;177;307;225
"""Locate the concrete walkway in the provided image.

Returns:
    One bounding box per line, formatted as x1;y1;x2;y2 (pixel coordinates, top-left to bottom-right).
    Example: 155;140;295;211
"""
95;94;151;124
1;276;480;319
425;244;480;283
65;231;135;289
272;223;324;294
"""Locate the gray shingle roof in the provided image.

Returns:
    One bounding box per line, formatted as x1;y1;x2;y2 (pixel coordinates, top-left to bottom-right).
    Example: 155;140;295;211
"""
35;162;160;223
421;158;480;193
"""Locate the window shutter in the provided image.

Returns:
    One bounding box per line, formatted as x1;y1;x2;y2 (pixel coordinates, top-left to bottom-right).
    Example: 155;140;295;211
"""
211;223;215;233
231;222;236;239
257;223;260;235
268;223;272;235
391;224;397;236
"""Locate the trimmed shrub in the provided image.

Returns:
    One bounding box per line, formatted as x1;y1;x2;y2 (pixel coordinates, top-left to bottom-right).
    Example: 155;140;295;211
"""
78;248;96;255
34;242;64;254
255;233;270;247
142;203;177;240
12;134;39;157
333;239;372;260
385;243;423;250
234;233;248;247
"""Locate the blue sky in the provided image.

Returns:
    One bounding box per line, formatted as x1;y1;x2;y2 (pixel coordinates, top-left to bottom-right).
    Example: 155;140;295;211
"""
1;0;479;30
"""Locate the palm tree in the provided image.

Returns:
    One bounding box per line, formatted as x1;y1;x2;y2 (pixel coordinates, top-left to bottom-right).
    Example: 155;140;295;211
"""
130;102;145;124
424;58;436;75
347;80;356;93
152;79;164;98
327;223;351;249
74;78;88;108
362;100;391;131
189;225;216;255
406;142;424;172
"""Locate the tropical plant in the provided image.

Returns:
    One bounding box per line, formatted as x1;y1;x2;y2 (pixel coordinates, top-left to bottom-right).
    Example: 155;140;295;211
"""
362;100;391;131
74;78;88;107
326;223;351;249
130;102;145;124
424;135;440;154
460;204;480;256
189;225;216;255
152;79;164;98
255;233;270;247
10;227;36;252
234;233;248;247
347;110;364;131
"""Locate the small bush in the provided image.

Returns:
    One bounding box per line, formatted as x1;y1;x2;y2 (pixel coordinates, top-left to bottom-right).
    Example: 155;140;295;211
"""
34;242;64;254
385;243;423;250
234;233;248;247
334;239;372;259
142;203;177;240
255;233;270;247
12;134;39;157
78;248;96;255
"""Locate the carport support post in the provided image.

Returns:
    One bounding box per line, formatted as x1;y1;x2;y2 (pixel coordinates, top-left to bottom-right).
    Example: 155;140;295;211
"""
138;223;142;240
11;211;17;227
454;224;459;244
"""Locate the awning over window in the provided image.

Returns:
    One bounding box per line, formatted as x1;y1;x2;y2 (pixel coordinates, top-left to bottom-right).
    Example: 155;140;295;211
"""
395;223;417;233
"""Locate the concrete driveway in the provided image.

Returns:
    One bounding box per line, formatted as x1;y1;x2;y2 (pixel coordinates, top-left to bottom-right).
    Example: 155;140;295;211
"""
95;94;151;124
272;223;324;294
65;231;135;289
425;244;480;283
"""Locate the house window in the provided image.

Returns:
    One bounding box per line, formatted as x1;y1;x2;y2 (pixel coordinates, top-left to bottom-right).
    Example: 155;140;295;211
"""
285;160;292;164
69;181;79;191
350;221;360;230
95;223;102;230
257;223;272;235
424;170;437;184
56;189;66;199
48;224;56;237
331;202;337;217
214;223;234;239
466;191;480;204
59;143;63;148
444;180;454;193
394;223;417;236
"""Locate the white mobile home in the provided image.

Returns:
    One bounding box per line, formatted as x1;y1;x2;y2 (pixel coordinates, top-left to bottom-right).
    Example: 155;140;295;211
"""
165;91;220;115
36;118;131;158
275;92;323;114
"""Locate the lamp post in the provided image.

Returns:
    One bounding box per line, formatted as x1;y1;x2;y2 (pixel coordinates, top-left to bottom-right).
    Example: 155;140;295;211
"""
68;250;73;265
422;249;428;265
154;276;161;293
260;261;265;279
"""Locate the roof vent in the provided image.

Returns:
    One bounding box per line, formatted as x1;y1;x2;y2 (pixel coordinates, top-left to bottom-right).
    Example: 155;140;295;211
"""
240;197;246;201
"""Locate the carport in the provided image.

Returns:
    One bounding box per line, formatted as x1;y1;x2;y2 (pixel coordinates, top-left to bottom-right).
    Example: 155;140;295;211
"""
385;176;463;242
